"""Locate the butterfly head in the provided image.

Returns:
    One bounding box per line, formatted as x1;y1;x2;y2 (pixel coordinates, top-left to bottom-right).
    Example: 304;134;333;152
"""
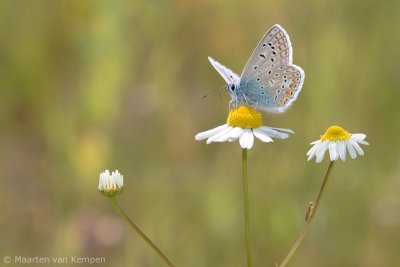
208;56;241;99
227;83;238;98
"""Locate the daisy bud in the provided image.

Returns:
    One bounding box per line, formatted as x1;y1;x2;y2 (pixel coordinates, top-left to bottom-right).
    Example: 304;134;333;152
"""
98;170;124;198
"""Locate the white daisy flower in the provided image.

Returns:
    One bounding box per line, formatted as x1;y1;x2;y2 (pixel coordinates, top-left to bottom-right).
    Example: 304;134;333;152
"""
195;106;293;149
98;169;124;197
307;125;369;163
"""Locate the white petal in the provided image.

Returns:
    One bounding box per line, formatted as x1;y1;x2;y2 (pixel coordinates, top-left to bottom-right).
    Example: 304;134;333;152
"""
316;154;325;163
329;141;338;161
253;128;273;142
271;127;295;134
259;126;278;133
338;141;346;161
307;140;321;156
195;124;229;140
239;129;254;149
315;141;329;162
115;171;123;187
246;132;255;149
239;132;247;148
352;134;369;145
226;127;243;142
345;140;357;159
307;148;317;161
99;170;111;190
307;146;318;161
355;139;369;146
259;126;289;139
307;146;317;160
307;151;315;161
315;144;329;163
352;133;366;140
206;126;233;144
274;132;289;139
349;138;364;156
215;127;237;142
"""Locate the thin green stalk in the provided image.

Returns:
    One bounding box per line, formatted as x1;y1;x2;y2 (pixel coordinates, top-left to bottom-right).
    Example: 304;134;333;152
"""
278;161;335;267
110;197;175;267
242;148;252;267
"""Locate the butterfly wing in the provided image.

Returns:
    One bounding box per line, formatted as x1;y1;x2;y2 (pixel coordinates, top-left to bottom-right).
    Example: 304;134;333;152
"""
239;24;304;113
241;24;293;78
208;56;240;85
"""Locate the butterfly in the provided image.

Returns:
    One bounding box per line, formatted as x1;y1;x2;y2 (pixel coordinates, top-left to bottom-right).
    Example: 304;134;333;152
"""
208;24;305;113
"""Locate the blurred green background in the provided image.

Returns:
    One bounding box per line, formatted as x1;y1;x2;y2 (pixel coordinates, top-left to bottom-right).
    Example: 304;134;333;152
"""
1;0;399;266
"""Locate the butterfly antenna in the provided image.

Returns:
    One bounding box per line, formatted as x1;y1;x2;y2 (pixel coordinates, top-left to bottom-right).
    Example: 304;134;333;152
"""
201;85;225;99
217;87;230;111
201;85;229;110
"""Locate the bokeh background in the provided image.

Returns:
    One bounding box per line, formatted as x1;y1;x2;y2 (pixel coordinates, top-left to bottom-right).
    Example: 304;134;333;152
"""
1;0;400;266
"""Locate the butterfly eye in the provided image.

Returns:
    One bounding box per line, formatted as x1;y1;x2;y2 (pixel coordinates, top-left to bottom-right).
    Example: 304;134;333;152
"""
230;85;236;91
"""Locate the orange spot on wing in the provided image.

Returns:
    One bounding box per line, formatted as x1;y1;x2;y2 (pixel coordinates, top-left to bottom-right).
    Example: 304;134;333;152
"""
285;90;294;96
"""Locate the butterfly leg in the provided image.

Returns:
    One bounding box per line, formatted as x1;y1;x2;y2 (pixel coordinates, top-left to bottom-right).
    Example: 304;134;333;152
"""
242;93;259;109
228;99;237;111
253;102;259;110
243;93;250;106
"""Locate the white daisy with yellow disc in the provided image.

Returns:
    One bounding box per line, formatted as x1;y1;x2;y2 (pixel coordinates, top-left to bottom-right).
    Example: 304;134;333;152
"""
195;106;293;149
307;125;369;163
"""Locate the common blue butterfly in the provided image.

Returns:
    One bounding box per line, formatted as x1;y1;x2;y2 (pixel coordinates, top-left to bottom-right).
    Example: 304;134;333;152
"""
209;24;305;113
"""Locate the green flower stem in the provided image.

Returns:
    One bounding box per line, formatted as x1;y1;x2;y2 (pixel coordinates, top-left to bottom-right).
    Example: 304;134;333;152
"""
242;148;252;267
110;197;175;267
278;161;335;267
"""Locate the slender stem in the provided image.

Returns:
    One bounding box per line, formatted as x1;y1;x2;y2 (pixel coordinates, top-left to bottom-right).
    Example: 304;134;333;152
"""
312;161;335;218
242;148;252;267
278;161;335;267
110;197;175;267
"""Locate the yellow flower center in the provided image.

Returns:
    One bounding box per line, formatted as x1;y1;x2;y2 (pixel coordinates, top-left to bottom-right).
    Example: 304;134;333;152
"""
227;106;263;128
320;125;351;141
